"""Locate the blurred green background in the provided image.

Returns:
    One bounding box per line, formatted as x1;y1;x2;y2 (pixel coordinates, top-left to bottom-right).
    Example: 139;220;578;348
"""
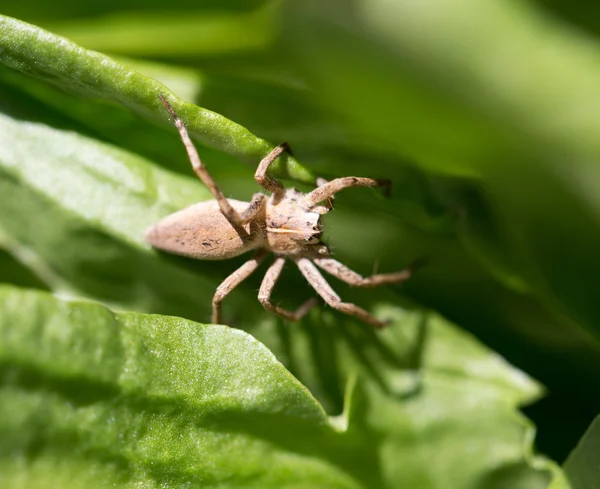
2;0;600;474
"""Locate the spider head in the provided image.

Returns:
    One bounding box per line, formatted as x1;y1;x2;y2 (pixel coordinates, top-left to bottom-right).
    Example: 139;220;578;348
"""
265;189;328;255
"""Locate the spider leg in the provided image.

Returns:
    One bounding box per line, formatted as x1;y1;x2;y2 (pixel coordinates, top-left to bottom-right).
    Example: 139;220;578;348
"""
295;258;387;329
159;95;249;238
315;177;334;212
313;257;415;287
212;250;269;324
239;193;267;224
302;177;391;208
254;143;289;200
258;257;318;320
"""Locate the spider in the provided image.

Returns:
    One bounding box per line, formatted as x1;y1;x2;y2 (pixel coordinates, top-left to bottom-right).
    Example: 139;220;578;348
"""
146;95;418;328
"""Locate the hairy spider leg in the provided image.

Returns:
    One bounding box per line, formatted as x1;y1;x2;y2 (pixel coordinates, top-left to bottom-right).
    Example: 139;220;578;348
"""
258;257;318;320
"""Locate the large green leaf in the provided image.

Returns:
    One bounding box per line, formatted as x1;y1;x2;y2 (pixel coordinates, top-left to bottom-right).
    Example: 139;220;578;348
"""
0;285;555;488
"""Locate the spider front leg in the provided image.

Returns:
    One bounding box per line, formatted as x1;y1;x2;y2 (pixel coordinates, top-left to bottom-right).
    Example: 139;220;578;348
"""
159;95;249;237
254;143;335;211
258;257;318;320
314;177;334;213
239;193;267;224
313;258;416;287
303;177;391;208
295;258;388;329
212;250;269;324
254;143;289;200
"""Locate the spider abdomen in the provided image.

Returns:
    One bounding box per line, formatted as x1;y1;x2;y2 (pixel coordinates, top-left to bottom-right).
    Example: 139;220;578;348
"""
146;199;265;260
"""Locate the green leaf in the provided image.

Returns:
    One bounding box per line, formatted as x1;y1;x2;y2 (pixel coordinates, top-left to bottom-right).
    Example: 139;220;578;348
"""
0;109;241;321
564;415;600;489
0;285;554;488
0;285;354;489
0;14;313;183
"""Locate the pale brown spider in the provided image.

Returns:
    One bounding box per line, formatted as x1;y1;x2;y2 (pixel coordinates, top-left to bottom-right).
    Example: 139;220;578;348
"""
146;95;417;328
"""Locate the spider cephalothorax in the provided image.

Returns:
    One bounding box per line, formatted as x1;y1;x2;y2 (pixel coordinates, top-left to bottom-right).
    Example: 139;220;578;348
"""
146;95;417;328
265;188;326;254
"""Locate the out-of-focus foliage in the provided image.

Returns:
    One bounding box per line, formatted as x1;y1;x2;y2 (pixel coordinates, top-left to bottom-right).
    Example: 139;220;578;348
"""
1;0;600;487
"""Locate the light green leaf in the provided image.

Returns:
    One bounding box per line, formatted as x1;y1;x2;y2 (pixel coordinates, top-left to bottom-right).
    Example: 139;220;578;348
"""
0;285;358;489
564;415;600;489
0;109;240;321
0;285;554;488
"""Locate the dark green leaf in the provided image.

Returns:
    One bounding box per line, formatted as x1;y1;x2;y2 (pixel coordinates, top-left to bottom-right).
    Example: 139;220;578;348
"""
0;14;313;183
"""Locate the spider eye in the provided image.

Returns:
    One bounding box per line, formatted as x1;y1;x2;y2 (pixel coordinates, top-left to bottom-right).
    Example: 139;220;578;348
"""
306;237;320;244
